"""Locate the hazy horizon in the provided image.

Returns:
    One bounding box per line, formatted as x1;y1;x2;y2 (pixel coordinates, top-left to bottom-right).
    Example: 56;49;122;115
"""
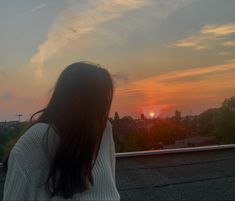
1;0;235;121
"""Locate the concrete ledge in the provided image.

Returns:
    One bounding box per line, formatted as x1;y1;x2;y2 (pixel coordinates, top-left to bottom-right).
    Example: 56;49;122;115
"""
1;144;235;165
115;144;235;158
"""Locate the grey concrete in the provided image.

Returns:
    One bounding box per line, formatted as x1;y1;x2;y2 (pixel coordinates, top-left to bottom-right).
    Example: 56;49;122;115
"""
116;149;235;201
1;148;235;200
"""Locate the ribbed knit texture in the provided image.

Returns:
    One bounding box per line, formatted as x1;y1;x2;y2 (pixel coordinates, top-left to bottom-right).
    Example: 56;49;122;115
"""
3;121;120;201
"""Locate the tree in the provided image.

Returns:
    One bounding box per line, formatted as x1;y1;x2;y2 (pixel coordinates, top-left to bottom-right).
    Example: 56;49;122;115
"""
220;96;235;143
198;108;221;137
0;147;4;162
149;119;189;146
198;96;235;144
0;121;30;161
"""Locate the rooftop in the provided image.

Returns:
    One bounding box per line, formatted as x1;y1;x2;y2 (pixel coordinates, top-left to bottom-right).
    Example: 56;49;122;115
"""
1;145;235;200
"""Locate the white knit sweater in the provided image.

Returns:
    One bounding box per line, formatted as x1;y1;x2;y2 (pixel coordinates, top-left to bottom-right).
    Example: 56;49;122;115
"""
3;121;120;201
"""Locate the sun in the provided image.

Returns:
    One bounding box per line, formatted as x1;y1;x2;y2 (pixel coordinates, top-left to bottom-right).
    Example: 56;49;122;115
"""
149;112;155;118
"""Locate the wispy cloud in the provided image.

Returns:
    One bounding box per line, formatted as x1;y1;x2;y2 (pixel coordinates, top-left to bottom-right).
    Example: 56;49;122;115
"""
155;62;235;82
112;73;130;83
22;3;48;16
171;35;212;50
29;0;197;68
29;0;149;67
200;23;235;36
114;62;235;115
117;62;235;92
170;23;235;50
222;40;235;46
218;51;233;56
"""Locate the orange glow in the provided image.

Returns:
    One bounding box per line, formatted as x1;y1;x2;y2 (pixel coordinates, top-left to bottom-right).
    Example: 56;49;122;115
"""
149;112;155;118
112;62;235;117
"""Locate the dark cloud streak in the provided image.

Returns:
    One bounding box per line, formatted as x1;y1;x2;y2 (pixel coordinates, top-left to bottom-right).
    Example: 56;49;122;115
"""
112;73;130;82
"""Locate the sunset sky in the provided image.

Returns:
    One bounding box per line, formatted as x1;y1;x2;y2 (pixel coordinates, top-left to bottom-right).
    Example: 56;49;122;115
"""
0;0;235;121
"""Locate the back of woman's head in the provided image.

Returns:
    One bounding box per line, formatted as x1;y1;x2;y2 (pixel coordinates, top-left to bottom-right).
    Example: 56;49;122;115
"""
30;62;114;198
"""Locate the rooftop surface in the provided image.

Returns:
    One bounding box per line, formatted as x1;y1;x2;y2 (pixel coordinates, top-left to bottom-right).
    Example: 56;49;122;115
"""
1;146;235;200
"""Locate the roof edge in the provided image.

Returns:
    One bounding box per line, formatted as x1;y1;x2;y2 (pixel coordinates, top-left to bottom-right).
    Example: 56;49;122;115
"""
115;144;235;158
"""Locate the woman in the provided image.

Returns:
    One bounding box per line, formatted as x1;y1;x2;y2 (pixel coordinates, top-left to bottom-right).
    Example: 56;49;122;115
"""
3;62;120;200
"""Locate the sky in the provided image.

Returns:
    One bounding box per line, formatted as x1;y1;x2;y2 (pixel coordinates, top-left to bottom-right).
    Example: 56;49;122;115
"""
0;0;235;121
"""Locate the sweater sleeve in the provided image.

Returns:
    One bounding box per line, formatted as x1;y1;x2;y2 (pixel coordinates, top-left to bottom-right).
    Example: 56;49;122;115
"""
108;121;116;183
3;151;32;201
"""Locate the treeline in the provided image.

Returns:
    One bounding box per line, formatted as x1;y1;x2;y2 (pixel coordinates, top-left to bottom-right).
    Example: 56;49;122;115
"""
113;96;235;152
112;118;190;152
0;96;234;160
0;122;30;162
199;96;235;143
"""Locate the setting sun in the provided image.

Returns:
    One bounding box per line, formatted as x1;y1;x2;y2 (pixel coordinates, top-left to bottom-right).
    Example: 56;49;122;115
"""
149;112;155;118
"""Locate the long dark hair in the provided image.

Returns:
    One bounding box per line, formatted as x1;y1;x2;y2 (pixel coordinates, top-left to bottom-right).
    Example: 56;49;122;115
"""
30;62;114;198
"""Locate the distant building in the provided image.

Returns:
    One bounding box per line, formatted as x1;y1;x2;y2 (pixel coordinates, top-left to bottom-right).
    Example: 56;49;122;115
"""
165;135;217;149
140;113;145;120
0;121;19;129
112;115;136;139
114;111;120;122
175;110;181;121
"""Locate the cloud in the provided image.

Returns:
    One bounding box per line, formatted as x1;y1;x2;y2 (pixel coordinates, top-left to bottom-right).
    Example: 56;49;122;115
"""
222;40;235;47
112;73;130;82
170;23;235;50
117;62;235;93
0;91;12;101
171;35;212;50
116;62;235;97
218;51;233;56
156;62;235;82
29;0;149;67
113;62;235;116
29;0;197;69
22;3;48;16
200;23;235;36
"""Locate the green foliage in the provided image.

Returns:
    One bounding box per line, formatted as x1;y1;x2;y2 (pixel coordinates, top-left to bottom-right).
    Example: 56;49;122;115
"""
149;119;189;145
114;96;235;152
113;118;189;152
198;96;235;144
198;108;221;137
222;96;235;111
114;131;140;152
220;96;235;143
0;121;30;162
0;147;4;161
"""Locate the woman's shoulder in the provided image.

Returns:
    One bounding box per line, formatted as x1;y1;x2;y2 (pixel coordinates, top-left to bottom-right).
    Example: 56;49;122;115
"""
103;120;112;137
8;122;58;172
106;120;112;130
10;122;57;160
98;120;113;150
16;123;51;145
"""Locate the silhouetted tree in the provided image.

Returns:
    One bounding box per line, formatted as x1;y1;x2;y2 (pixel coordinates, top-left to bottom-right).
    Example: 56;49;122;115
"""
198;96;235;143
220;96;235;143
0;121;30;161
